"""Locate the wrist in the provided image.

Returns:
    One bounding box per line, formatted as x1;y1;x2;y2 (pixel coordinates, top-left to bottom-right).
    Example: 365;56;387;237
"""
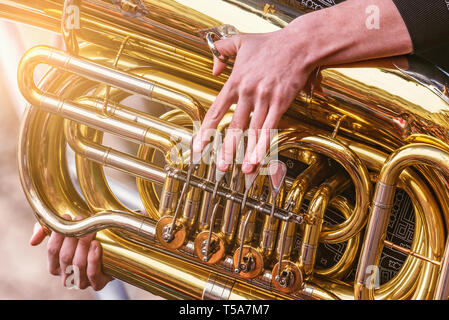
282;0;413;69
281;10;334;72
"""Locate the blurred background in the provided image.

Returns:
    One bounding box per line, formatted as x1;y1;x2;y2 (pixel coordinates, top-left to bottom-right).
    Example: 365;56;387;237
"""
0;20;158;300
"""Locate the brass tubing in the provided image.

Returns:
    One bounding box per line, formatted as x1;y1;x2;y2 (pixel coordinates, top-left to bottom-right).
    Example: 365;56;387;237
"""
60;103;180;218
259;185;285;259
298;172;349;277
275;156;327;260
355;142;449;300
61;0;80;55
198;161;219;231
220;164;245;244
17;71;285;301
20;110;282;300
65;121;167;184
181;113;233;231
78;97;192;146
275;221;295;261
315;196;360;279
100;230;287;300
181;164;206;230
136;110;201;220
22;50;208;219
383;240;440;266
19;87;184;166
18;108;157;240
259;212;280;259
346;139;444;300
274;131;372;243
17;46;205;124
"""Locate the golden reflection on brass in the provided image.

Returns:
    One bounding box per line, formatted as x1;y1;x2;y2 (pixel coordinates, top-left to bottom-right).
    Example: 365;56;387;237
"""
8;0;449;300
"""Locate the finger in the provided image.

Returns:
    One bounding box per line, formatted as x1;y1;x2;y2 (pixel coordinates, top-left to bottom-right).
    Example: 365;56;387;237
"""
249;107;283;168
218;98;251;172
47;231;65;276
87;241;113;291
60;236;79;287
193;81;237;153
212;36;240;76
72;217;96;290
47;214;72;276
30;222;47;246
242;101;269;174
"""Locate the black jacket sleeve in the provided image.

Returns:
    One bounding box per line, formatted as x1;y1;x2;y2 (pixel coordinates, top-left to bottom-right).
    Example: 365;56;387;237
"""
392;0;449;54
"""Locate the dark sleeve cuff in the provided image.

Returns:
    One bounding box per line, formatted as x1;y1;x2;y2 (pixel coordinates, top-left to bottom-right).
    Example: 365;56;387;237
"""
392;0;449;54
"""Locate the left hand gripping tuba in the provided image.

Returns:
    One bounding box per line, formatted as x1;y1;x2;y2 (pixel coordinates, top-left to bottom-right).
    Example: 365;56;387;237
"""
3;0;449;300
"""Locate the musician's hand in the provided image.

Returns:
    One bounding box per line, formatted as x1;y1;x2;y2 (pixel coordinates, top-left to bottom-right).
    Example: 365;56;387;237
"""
192;0;412;174
29;215;113;291
193;28;314;174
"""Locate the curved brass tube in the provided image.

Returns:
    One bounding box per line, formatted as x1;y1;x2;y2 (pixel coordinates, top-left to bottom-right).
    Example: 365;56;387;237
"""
17;46;206;124
275;155;327;261
18;67;288;301
11;0;449;301
315;196;360;279
273;131;372;243
18;108;157;242
347;140;444;300
355;141;449;300
21;67;440;300
65;121;167;184
298;171;350;277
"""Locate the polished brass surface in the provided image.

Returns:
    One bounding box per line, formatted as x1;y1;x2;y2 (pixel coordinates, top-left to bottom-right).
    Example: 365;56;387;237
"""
8;0;449;300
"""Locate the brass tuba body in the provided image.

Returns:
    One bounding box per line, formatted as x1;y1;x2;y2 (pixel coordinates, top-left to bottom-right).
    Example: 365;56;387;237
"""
3;0;449;300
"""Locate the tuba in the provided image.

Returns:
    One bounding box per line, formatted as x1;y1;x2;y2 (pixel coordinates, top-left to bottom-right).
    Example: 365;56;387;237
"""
3;0;449;300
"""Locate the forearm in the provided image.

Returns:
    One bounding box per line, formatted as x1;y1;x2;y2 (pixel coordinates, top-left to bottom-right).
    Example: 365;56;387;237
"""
286;0;413;69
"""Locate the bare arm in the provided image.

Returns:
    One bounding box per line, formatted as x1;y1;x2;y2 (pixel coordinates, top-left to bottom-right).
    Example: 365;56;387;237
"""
193;0;413;173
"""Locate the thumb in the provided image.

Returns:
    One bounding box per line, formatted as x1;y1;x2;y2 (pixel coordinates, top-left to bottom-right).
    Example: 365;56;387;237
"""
212;36;239;76
29;222;47;246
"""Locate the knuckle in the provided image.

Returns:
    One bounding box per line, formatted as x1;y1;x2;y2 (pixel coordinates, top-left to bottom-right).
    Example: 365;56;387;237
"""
47;245;60;257
258;84;272;98
233;34;244;48
60;253;73;266
208;107;222;123
87;269;98;282
239;83;254;96
228;120;242;130
221;79;237;97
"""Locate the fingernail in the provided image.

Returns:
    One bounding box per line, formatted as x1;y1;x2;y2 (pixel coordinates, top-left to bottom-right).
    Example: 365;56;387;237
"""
242;161;253;173
218;159;229;171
